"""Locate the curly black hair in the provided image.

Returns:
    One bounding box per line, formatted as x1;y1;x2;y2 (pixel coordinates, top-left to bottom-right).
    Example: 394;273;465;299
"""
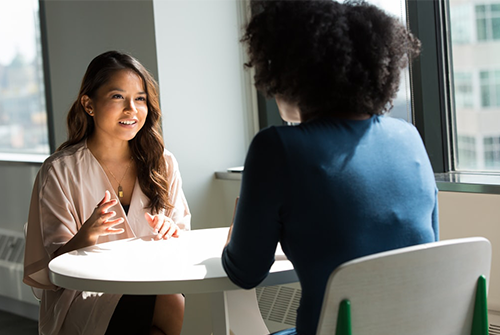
242;0;421;120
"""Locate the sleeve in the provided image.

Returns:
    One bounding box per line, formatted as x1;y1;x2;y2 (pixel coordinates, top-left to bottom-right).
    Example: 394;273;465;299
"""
222;127;287;289
164;152;191;231
24;164;80;290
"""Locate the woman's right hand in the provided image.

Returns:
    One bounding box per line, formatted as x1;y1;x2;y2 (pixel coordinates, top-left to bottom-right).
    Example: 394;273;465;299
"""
54;191;124;257
80;190;125;243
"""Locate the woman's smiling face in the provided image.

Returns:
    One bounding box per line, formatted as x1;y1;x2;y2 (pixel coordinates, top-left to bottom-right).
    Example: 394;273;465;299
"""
82;69;148;144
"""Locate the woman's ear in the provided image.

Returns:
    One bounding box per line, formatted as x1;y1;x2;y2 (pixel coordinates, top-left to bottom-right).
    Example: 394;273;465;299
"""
81;95;94;116
275;95;301;123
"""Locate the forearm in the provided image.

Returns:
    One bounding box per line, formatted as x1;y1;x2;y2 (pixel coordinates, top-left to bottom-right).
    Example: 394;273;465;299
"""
53;229;97;257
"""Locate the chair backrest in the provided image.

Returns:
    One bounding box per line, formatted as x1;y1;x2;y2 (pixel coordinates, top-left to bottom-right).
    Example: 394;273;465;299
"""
315;237;492;335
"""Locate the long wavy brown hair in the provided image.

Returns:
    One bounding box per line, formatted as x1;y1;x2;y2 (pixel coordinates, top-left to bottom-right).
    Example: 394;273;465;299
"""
57;50;173;214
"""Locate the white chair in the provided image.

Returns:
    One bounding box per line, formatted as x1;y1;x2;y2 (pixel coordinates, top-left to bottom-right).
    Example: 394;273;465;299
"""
316;237;491;335
23;222;43;302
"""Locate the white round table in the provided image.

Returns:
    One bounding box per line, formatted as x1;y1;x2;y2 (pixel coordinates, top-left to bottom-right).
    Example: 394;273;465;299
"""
49;227;298;335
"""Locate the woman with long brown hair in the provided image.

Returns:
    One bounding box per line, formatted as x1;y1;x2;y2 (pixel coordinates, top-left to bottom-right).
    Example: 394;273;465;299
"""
24;50;190;335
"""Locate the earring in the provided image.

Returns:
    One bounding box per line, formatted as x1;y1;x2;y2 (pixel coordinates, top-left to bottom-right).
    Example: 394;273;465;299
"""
88;110;93;115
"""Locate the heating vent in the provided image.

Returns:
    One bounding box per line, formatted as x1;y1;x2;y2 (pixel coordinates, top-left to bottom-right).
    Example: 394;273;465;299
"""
256;285;301;326
491;323;500;335
0;227;38;306
0;231;25;264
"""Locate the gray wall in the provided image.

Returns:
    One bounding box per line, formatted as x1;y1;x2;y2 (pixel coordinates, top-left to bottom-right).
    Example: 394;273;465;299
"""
42;0;159;147
0;0;159;234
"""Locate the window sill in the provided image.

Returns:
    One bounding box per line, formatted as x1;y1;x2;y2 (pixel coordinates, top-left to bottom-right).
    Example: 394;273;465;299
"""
214;171;242;181
0;153;48;164
435;172;500;194
216;170;500;195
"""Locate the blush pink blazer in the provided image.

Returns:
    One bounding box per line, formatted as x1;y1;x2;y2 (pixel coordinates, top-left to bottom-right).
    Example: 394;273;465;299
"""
24;140;191;335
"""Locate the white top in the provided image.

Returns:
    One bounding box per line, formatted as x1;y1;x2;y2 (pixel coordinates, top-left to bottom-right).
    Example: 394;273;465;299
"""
49;227;297;295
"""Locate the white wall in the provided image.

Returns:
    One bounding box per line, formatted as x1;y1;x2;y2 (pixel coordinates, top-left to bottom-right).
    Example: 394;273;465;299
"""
153;0;256;229
438;191;500;312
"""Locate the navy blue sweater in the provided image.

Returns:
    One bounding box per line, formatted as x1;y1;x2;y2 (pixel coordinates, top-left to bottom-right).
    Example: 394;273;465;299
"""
222;115;438;335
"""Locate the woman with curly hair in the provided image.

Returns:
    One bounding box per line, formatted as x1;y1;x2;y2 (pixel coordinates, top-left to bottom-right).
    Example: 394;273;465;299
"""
222;1;438;334
24;51;190;335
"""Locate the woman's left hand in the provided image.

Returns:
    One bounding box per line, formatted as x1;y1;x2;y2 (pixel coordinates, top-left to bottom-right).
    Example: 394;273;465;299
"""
145;212;180;240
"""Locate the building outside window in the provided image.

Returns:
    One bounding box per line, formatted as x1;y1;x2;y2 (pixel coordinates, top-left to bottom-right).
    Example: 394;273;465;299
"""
0;0;50;157
450;0;500;171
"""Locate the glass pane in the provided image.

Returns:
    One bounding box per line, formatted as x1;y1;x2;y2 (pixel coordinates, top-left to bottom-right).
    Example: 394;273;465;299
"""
492;4;500;13
457;135;477;169
477;18;488;40
366;0;412;122
478;84;492;107
454;72;473;108
451;0;500;171
451;5;473;44
0;0;49;155
493;18;500;39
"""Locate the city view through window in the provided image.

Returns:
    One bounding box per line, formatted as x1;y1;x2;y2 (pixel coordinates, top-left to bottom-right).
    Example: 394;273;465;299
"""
451;0;500;171
0;0;49;156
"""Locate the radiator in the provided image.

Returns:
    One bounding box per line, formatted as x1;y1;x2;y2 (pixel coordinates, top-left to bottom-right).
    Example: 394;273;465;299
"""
256;282;301;333
258;283;500;334
0;228;39;305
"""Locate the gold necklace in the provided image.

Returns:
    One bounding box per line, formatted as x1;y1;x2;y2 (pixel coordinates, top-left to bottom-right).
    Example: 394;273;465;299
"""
102;157;133;198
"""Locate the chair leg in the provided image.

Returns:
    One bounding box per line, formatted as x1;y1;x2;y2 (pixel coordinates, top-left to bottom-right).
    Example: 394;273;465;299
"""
471;275;489;335
335;300;352;335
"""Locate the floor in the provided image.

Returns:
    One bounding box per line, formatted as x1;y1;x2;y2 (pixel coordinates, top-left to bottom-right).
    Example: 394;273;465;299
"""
0;309;38;335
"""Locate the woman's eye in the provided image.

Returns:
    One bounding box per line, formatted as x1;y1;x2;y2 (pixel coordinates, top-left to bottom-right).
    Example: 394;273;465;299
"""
136;96;147;101
112;94;123;99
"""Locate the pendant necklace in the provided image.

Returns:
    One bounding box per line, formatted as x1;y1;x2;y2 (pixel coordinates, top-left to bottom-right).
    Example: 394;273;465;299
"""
103;157;133;198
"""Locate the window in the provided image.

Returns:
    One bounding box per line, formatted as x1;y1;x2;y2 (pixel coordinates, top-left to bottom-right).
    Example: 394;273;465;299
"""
0;0;50;157
454;72;474;109
449;0;500;171
476;4;500;41
483;136;500;168
451;4;474;44
480;70;500;107
457;135;477;169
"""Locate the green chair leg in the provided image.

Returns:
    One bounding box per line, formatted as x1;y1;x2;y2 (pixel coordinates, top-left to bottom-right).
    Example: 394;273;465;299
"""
336;300;352;335
471;275;489;335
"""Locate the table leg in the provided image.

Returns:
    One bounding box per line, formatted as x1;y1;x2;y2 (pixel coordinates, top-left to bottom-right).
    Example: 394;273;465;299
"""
225;289;269;335
182;289;269;335
210;291;230;334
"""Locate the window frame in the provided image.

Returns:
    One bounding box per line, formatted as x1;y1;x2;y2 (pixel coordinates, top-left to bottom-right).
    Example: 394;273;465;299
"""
0;0;55;163
408;0;453;174
410;0;500;194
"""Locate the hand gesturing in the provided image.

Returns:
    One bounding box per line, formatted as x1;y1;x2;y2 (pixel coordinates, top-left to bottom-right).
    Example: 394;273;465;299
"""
145;212;180;240
81;190;125;242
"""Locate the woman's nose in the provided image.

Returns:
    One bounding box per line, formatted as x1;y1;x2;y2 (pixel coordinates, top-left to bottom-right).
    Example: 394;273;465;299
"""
124;99;137;113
